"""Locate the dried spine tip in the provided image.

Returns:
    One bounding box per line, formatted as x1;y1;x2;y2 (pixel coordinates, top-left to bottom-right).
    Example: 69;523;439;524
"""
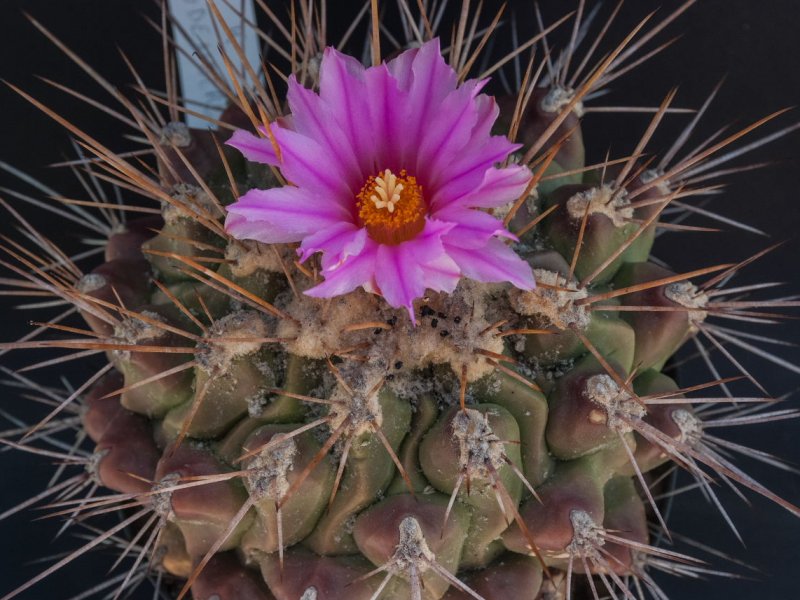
452;408;505;479
583;374;646;433
566;185;633;227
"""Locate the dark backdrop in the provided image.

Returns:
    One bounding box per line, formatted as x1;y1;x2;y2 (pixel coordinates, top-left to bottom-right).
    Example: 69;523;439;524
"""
0;1;798;598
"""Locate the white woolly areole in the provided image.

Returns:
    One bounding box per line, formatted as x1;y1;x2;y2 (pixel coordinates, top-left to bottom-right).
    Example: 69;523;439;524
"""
664;281;709;331
299;588;318;600
671;408;703;446
225;240;288;277
195;310;267;374
245;434;297;501
159;121;192;147
583;374;646;433
540;86;585;118
537;573;568;600
388;516;436;577
150;473;180;520
328;378;385;438
451;408;505;479
567;510;604;560
112;310;168;361
76;273;107;293
113;310;166;343
566;184;633;228
278;280;505;383
509;269;589;330
640;168;673;195
86;449;108;486
277;291;378;360
162;183;218;224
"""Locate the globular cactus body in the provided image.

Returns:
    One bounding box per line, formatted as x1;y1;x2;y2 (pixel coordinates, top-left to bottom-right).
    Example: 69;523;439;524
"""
1;2;799;600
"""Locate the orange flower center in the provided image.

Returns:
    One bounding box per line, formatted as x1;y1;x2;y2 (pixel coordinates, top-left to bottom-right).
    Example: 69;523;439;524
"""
357;169;426;245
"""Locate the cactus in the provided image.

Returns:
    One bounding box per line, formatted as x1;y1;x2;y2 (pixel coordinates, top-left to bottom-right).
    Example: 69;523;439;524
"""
1;2;799;599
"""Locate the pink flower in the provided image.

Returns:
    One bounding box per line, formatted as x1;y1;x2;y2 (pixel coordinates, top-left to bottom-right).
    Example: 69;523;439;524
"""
225;39;535;319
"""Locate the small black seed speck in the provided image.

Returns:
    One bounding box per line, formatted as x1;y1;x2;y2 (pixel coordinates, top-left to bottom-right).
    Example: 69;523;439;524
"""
387;316;398;326
431;318;438;328
420;306;435;317
386;374;395;381
440;330;450;338
374;329;383;335
394;361;403;370
437;312;447;319
454;316;462;324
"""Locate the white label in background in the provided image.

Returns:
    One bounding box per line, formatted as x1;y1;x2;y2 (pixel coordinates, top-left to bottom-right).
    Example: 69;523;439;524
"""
168;0;260;128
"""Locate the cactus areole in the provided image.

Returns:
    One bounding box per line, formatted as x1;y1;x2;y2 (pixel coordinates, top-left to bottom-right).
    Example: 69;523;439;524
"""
1;2;799;600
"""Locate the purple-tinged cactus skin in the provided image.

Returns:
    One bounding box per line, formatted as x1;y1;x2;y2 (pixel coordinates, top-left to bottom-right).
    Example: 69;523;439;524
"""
1;1;799;599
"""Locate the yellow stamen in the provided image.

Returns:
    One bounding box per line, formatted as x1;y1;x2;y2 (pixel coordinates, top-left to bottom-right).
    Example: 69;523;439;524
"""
357;169;426;245
370;169;404;213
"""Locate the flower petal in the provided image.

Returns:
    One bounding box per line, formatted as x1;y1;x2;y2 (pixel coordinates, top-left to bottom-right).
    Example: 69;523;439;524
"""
374;244;423;318
299;223;366;271
414;79;482;182
287;76;364;190
306;238;379;298
374;220;459;320
404;220;461;293
225;186;347;243
385;45;418;89
415;253;462;294
318;47;374;176
226;129;279;165
363;63;407;172
444;237;536;290
269;127;355;204
435;165;532;211
436;207;515;249
429;135;521;206
227;39;538;312
403;40;459;154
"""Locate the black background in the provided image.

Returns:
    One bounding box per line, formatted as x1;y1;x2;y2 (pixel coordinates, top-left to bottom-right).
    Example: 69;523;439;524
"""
0;1;798;598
